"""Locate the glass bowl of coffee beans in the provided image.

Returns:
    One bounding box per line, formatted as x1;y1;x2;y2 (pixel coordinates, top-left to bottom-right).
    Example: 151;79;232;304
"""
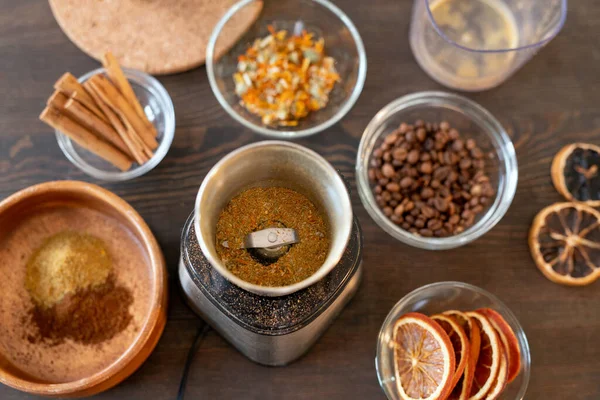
356;91;517;250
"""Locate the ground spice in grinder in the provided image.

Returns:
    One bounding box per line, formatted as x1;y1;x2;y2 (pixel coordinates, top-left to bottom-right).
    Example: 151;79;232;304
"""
216;187;330;287
25;231;133;345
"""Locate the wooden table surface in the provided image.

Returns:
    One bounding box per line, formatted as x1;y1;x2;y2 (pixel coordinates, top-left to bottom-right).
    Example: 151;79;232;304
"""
1;0;599;399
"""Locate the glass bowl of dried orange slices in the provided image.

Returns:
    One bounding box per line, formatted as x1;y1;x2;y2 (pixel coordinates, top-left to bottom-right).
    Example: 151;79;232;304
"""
206;0;367;139
376;282;530;400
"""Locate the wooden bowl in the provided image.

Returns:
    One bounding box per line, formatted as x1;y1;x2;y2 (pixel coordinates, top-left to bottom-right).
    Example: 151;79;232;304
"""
0;181;167;397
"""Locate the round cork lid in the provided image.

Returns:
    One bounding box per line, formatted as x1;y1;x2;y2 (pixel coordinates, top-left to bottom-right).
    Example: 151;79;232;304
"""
48;0;263;75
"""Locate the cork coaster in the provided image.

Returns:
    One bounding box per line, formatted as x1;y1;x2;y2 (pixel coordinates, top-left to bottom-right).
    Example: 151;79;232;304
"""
48;0;263;75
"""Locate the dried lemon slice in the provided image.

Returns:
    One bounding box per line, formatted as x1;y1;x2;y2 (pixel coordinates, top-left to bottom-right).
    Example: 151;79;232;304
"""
529;202;600;286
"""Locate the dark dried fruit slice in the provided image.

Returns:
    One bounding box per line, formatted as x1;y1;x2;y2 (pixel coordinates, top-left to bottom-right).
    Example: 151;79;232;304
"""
477;308;521;383
529;202;600;286
392;313;456;400
431;314;470;390
465;311;502;400
443;310;481;400
552;143;600;206
483;349;508;400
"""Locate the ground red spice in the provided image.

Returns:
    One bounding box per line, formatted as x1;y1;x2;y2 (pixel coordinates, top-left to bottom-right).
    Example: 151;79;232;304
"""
27;276;133;346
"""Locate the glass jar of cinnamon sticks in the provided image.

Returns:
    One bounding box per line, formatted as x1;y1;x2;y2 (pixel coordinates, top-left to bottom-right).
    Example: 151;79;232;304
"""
40;52;175;181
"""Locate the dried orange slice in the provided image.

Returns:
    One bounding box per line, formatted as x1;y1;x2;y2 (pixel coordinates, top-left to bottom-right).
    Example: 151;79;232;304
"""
392;312;456;400
465;311;501;400
551;143;600;206
444;311;481;400
477;308;521;383
529;202;600;286
431;314;470;390
483;350;508;400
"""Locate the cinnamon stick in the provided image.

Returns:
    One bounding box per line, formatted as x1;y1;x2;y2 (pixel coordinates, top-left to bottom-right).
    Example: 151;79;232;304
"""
64;98;134;159
40;107;132;172
84;80;148;165
103;51;158;138
89;75;158;150
54;73;108;123
47;90;69;110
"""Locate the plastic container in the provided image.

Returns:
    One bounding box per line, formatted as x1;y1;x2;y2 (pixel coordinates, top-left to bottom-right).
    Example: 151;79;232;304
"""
409;0;567;91
356;91;518;250
55;68;175;181
376;281;530;400
206;0;367;139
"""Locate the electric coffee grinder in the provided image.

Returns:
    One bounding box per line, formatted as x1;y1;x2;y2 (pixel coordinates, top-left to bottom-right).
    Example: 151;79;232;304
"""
179;141;363;366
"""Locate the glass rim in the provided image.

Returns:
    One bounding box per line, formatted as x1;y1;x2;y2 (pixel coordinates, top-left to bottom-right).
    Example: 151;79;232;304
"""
205;0;368;138
376;281;531;400
55;68;175;182
423;0;568;54
356;91;518;250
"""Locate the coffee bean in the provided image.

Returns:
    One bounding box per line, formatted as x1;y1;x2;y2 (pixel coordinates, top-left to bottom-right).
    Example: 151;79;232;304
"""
369;120;494;237
466;138;476;150
400;176;414;188
385;132;398;144
449;214;460;225
470;184;483;196
434;229;448;237
434;166;450;181
428;219;443;231
382;163;395;178
433;197;448;212
459;158;472;169
472;205;484;214
407;150;420;164
393;148;408;161
421;187;434;199
420;161;433;174
419;228;433;237
394;204;405;216
386;182;400;192
471;147;483;159
422;206;435;219
390;214;402;224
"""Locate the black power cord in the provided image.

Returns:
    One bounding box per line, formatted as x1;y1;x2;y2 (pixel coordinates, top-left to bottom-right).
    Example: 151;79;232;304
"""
176;323;211;400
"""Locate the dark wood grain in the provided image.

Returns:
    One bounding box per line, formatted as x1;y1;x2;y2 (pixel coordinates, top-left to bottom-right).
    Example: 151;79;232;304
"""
1;0;600;399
